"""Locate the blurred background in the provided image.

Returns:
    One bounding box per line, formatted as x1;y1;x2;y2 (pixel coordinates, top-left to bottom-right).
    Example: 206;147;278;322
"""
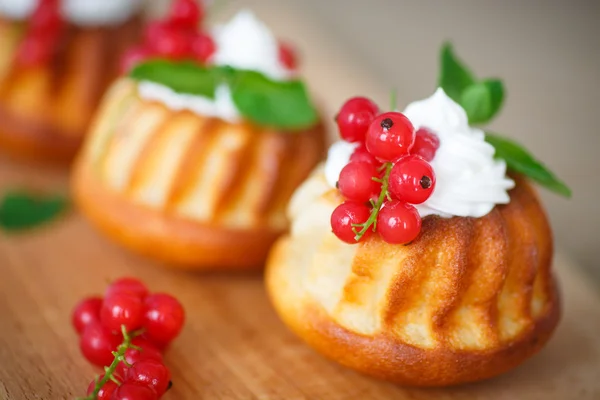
187;0;599;280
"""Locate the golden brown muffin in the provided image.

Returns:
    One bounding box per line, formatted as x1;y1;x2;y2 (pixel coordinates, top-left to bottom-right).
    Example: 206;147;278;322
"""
72;79;326;270
266;168;559;386
0;16;141;163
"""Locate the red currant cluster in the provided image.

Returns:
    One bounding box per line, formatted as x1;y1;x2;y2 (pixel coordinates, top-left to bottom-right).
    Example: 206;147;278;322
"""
16;0;64;66
331;97;440;245
72;277;185;400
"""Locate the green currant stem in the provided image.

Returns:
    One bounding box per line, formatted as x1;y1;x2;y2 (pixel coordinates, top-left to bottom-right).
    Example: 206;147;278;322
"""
354;162;393;241
77;326;142;400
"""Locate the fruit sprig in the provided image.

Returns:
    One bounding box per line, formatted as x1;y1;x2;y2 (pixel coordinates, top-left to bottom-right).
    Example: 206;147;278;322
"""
72;277;185;400
331;98;437;245
16;0;65;66
121;0;298;74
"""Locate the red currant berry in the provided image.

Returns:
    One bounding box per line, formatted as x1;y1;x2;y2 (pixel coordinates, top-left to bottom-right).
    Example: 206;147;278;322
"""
105;277;149;300
120;47;152;74
389;155;436;204
278;42;297;70
143;21;174;45
169;0;203;30
377;200;422;244
143;294;185;346
30;0;63;35
411;127;440;162
115;339;163;379
152;30;191;59
191;33;216;63
72;296;103;335
349;145;380;166
366;112;415;162
109;382;158;400
86;375;118;400
330;201;372;244
80;322;122;367
125;360;171;397
101;293;144;333
338;162;380;202
336;97;379;143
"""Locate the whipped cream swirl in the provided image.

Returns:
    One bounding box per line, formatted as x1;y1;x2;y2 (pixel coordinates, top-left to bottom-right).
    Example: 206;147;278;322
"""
324;88;515;219
0;0;143;26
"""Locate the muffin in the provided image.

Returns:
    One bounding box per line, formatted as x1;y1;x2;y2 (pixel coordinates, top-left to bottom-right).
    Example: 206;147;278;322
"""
0;0;144;163
72;7;326;270
266;46;570;386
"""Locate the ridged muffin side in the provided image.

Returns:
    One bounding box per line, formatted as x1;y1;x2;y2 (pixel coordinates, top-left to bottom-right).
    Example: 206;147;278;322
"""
0;17;141;162
266;170;559;386
72;79;326;269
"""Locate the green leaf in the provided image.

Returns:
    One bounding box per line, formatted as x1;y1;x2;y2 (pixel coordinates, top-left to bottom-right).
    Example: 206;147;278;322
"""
230;70;318;130
438;42;476;103
485;132;571;197
0;191;69;232
460;79;505;124
129;59;218;99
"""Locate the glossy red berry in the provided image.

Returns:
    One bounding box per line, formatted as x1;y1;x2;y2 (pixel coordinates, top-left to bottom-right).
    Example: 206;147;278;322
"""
366;112;415;162
411;127;440;162
389;155;436;204
330;201;372;244
336;97;379;143
143;294;185;345
152;30;191;59
115;339;164;379
86;375;118;400
377;200;421;244
349;145;380;166
338;162;380;202
105;277;149;300
80;322;122;367
72;296;103;335
120;47;152;74
109;382;158;400
169;0;203;30
101;293;144;333
125;360;171;397
191;33;216;63
278;42;297;70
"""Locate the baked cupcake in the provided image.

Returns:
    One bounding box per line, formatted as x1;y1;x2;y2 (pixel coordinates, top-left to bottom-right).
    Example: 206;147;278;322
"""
0;0;144;162
266;44;570;386
72;5;326;270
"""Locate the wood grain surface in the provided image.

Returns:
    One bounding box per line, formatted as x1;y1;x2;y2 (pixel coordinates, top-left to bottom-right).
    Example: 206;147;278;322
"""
0;159;599;400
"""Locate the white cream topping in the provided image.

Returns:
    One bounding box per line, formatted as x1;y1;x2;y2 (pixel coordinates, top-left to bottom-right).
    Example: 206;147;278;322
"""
323;88;515;219
211;10;292;81
0;0;142;26
138;81;241;123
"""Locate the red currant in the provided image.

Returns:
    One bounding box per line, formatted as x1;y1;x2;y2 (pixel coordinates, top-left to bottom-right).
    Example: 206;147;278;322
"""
377;200;421;244
143;21;174;45
336;97;379;143
29;0;63;35
169;0;203;30
191;33;216;63
338;162;380;202
109;383;158;400
349;145;380;166
330;201;372;244
115;339;163;379
142;294;185;346
120;47;152;74
105;277;149;300
86;375;118;400
80;322;122;367
389;155;436;204
365;112;415;162
278;42;297;70
101;293;144;333
72;296;103;335
152;30;191;59
125;360;171;397
411;127;440;162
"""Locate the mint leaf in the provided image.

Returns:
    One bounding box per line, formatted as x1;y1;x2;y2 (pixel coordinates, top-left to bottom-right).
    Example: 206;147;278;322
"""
439;42;476;103
230;71;318;130
461;79;505;124
485;132;571;197
129;59;217;99
0;191;69;232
